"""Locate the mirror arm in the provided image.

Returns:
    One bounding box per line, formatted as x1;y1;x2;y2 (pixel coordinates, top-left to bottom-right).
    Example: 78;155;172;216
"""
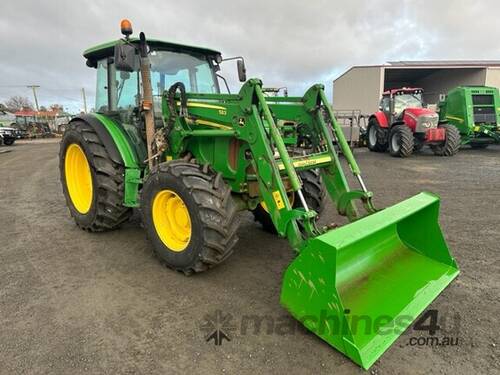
221;56;245;63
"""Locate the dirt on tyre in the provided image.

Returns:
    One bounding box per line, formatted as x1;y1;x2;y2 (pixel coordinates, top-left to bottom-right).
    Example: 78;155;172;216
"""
367;118;388;152
430;124;461;156
141;159;240;275
389;125;414;157
59;120;132;231
253;169;326;233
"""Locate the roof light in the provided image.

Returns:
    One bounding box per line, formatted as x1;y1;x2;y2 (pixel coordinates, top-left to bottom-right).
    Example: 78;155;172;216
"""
120;19;133;37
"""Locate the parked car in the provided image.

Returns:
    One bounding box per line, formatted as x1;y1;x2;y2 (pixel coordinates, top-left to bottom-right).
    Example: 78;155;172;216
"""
0;126;18;145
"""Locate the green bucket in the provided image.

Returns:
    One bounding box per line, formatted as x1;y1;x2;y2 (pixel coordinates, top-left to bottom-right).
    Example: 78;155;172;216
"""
280;192;459;369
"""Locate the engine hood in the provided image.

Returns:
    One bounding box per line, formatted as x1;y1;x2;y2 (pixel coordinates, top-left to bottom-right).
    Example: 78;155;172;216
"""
404;107;436;118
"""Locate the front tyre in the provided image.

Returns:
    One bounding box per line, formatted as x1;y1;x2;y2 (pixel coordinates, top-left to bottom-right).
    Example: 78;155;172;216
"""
141;160;240;274
389;125;414;157
59;120;132;231
430;124;461;156
253;169;326;233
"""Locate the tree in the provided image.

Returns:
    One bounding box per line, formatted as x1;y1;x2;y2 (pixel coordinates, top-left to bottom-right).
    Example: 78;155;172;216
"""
5;96;33;111
50;104;64;112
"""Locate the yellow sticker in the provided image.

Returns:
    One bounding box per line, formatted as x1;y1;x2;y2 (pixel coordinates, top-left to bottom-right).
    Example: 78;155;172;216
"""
474;126;481;132
272;191;285;210
277;155;331;171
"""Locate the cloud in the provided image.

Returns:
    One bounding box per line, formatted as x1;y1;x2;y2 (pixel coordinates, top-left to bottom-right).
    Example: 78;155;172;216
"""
0;0;499;112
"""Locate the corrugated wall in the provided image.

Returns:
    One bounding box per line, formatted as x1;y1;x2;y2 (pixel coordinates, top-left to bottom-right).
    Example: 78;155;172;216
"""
333;67;382;115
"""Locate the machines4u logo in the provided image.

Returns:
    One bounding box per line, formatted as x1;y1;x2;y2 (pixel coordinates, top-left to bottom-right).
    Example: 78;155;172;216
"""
199;310;236;346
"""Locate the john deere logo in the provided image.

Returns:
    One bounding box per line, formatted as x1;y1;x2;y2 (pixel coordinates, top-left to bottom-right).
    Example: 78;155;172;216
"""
200;310;236;346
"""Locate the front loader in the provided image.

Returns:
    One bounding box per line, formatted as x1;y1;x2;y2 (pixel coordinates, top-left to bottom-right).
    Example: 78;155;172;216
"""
59;20;459;370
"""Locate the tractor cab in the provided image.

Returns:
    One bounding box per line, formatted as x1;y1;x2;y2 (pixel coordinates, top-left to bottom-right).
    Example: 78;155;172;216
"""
83;29;246;117
82;22;246;164
380;87;425;123
84;39;223;114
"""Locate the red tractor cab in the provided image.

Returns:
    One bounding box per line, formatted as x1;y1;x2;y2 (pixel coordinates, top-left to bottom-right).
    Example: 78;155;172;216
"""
367;87;460;157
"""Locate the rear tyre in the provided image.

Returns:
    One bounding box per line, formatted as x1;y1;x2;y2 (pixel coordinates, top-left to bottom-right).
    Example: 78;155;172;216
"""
3;138;15;146
389;125;414;157
141;160;240;274
430;124;461;156
253;169;326;233
59;120;132;231
470;142;489;149
367;119;388;152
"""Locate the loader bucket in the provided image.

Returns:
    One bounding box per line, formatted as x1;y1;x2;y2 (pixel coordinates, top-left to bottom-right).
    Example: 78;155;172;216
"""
280;192;459;370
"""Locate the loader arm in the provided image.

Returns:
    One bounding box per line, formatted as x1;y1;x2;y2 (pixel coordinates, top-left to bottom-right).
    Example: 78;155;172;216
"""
162;79;375;251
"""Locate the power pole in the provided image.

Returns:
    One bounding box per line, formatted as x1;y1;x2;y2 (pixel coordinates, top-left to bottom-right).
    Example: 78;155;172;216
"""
81;87;88;113
27;85;40;111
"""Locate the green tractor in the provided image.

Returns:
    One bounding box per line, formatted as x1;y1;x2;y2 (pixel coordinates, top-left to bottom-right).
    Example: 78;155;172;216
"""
439;86;500;148
59;20;459;369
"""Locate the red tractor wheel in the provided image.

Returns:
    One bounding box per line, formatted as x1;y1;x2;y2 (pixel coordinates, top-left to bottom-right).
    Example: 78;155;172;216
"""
430;124;461;156
367;118;388;152
389;125;414;157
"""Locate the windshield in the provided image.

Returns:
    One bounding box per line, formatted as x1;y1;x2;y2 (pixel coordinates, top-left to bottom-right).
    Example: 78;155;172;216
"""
394;93;423;114
149;50;219;96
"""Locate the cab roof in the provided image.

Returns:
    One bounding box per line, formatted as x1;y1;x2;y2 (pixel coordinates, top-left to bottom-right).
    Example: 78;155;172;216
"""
383;87;423;96
84;38;221;64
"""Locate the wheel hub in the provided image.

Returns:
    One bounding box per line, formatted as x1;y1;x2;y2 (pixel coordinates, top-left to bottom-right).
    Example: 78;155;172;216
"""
391;132;401;152
152;190;192;251
368;125;377;146
64;143;93;214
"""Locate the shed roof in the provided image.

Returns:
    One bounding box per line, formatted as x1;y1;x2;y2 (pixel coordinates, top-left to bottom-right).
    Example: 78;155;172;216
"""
334;60;500;82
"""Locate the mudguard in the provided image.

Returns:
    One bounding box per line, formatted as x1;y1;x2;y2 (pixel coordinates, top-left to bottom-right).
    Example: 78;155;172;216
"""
371;111;389;128
70;113;142;207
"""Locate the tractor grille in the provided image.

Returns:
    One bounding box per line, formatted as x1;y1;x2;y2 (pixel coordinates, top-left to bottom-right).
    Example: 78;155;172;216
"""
473;107;496;124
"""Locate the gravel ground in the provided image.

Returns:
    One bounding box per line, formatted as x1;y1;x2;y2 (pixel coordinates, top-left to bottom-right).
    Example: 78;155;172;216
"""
0;139;499;374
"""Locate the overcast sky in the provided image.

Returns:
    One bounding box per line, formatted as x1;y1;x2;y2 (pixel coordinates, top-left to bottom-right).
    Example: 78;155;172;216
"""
1;0;500;113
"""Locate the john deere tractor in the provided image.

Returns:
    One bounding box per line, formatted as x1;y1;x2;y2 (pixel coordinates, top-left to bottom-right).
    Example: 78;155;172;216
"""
367;87;461;157
59;20;459;369
439;86;500;148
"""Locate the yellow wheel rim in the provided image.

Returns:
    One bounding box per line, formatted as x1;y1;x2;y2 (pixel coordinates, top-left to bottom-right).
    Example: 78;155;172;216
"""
260;191;295;213
65;143;93;214
152;190;192;252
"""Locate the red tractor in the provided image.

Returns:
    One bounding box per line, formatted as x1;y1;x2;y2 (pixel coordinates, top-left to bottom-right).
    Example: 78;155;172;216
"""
367;87;460;157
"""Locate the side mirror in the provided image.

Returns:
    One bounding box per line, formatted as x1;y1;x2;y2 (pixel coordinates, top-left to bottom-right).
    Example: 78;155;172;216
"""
237;59;246;82
114;43;138;72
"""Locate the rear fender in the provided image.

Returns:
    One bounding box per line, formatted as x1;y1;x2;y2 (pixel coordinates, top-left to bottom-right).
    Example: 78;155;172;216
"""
371;111;388;128
70;113;142;207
